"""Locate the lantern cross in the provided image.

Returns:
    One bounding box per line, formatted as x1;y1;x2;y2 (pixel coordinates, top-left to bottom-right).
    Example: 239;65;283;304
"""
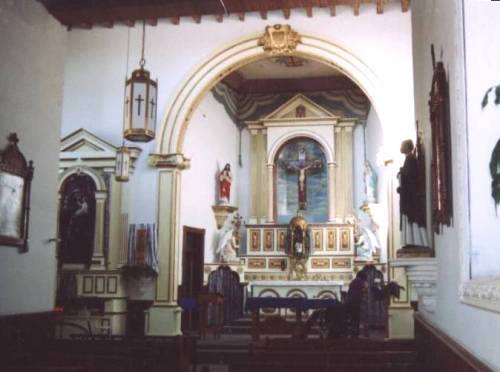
150;98;156;118
135;94;145;115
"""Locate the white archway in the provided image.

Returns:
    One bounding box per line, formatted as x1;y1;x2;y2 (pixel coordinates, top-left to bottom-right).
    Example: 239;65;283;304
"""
156;30;389;156
149;27;402;336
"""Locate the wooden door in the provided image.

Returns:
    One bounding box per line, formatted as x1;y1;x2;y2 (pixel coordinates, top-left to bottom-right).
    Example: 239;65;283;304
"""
180;226;205;333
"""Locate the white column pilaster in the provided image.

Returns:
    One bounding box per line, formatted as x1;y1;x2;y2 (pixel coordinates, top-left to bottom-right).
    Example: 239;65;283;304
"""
146;153;190;336
92;191;107;269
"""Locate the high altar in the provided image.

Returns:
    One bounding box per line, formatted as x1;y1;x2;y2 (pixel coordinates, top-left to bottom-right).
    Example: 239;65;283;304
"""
206;94;380;305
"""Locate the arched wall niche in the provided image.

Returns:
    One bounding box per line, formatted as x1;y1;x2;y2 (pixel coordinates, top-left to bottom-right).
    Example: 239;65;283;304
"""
272;136;329;223
57;166;108;268
58;166;107;193
268;130;334;166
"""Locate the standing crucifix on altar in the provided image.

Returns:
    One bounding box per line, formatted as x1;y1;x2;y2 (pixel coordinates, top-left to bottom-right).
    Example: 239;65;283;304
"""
280;143;323;210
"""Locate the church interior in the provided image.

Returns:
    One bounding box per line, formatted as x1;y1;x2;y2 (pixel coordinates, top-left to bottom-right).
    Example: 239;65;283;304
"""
1;0;500;371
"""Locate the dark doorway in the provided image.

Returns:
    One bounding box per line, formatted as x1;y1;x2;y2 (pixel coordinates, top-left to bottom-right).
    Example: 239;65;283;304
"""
180;226;205;334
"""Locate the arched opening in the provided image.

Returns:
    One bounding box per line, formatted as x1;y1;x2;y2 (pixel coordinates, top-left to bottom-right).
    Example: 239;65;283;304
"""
58;173;97;266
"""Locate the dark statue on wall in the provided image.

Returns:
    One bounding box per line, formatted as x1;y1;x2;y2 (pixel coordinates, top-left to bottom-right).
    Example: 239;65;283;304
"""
58;173;96;266
397;139;429;251
429;45;453;233
490;139;500;211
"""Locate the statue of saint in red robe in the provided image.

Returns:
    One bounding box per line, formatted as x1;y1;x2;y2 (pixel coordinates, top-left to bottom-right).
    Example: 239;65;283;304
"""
219;163;232;204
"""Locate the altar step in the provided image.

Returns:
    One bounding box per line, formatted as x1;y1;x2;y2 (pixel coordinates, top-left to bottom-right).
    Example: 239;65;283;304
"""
221;315;325;336
193;338;418;372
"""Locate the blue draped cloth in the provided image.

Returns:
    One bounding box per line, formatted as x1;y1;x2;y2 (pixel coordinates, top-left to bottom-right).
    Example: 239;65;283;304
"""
245;297;338;312
127;223;159;273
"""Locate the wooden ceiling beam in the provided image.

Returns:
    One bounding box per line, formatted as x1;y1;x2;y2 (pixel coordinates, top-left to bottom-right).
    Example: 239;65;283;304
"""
79;22;92;30
327;0;337;15
101;21;113;28
123;20;135;27
39;0;409;28
215;14;223;22
168;16;179;25
147;18;158;26
401;0;410;12
353;0;360;16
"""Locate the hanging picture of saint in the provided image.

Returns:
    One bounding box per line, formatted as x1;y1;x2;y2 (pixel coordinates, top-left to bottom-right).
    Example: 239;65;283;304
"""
58;173;96;265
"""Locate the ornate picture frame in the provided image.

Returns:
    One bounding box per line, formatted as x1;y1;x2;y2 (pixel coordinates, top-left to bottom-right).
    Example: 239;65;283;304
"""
0;133;34;252
429;45;453;233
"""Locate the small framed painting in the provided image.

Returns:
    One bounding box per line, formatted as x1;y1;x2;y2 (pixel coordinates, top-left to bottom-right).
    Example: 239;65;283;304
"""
0;134;34;252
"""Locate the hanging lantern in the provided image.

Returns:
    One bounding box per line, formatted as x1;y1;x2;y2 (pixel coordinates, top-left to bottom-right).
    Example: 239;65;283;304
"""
115;146;131;182
123;21;158;142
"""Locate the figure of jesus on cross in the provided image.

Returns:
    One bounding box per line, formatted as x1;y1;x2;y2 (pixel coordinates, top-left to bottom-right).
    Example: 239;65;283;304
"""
280;143;323;210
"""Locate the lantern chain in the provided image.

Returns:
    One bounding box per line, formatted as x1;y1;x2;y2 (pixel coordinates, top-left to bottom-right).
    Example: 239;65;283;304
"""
140;20;146;68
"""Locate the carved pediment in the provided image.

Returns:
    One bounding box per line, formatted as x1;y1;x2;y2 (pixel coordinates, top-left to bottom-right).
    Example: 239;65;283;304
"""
59;128;141;170
61;128;117;154
264;94;336;121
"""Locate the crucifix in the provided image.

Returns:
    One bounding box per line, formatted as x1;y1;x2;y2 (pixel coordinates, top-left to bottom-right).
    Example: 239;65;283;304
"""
280;143;323;210
135;94;144;116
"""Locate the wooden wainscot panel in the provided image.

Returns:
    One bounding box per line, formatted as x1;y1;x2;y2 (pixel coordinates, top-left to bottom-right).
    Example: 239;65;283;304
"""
326;228;337;251
277;229;287;251
249;229;261;251
332;258;351;269
414;313;494;372
312;229;323;251
268;258;286;270
339;228;351;251
107;276;118;294
263;229;274;251
248;258;266;269
83;275;93;294
311;258;330;269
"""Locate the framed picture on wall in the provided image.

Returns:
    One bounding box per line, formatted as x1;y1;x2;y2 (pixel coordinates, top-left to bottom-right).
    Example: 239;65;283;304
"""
0;133;34;252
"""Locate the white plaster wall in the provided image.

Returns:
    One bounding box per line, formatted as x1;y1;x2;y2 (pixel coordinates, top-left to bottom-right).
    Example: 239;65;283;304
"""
0;0;66;314
365;108;389;262
180;93;243;265
412;0;500;369
463;1;500;278
352;124;365;212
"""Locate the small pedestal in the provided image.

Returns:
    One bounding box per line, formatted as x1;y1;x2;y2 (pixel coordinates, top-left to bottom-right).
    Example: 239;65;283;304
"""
212;205;237;229
396;245;433;258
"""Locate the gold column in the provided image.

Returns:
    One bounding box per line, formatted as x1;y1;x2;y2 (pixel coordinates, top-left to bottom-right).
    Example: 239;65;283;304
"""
327;162;336;222
343;125;354;217
250;131;258;220
266;164;274;222
250;130;267;222
147;153;190;336
334;127;344;219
